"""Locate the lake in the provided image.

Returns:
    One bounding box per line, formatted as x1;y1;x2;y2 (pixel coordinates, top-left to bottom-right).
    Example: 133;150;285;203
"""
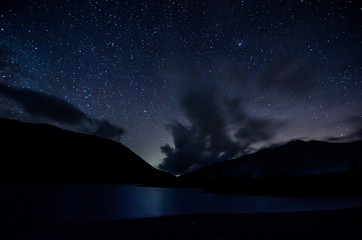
1;184;362;223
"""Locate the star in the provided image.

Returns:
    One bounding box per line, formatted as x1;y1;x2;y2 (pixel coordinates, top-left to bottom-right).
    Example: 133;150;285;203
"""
0;0;360;168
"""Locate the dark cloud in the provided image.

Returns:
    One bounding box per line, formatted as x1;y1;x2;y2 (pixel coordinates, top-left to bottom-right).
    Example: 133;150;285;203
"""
93;119;125;140
235;118;287;146
0;82;125;140
180;82;238;154
259;56;318;96
158;123;205;174
158;67;286;174
0;45;125;141
158;86;240;174
226;98;288;148
0;82;87;124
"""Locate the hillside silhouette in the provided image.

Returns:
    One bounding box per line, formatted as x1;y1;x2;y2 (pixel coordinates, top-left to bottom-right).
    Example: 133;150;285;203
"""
181;140;362;180
0;118;174;183
147;140;362;196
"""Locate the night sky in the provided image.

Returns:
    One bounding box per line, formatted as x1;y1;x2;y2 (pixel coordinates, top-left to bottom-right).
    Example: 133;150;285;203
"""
0;0;361;174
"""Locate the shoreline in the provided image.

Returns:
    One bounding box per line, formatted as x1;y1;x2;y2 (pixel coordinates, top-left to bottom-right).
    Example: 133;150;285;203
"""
2;206;361;239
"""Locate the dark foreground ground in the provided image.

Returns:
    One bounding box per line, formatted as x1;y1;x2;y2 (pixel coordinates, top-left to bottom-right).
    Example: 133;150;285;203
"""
1;207;361;240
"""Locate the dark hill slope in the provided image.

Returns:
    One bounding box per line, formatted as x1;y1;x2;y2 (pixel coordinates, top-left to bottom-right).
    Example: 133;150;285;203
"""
181;140;362;180
0;118;174;183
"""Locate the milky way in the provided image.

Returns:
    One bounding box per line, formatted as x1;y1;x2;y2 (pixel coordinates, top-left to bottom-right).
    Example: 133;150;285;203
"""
0;0;360;171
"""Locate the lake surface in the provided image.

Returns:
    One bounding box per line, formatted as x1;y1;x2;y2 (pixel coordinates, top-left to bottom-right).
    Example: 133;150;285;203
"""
1;184;362;223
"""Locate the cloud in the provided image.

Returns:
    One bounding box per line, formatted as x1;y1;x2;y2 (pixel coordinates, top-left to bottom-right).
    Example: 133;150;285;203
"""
258;56;318;96
93;119;125;140
158;66;285;174
235;117;287;146
158;122;205;174
0;45;125;141
179;76;239;154
158;88;240;174
0;82;125;141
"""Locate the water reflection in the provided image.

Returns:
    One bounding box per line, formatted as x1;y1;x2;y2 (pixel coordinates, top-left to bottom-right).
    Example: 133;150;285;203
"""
0;184;362;223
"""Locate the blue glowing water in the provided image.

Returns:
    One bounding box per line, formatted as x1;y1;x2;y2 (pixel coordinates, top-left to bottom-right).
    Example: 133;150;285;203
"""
1;184;362;223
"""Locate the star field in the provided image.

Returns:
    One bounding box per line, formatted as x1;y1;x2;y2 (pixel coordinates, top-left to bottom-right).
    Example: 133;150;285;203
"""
0;0;361;168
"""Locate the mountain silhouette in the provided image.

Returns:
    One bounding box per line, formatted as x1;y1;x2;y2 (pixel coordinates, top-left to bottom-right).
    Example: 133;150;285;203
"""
181;140;362;180
0;118;174;183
